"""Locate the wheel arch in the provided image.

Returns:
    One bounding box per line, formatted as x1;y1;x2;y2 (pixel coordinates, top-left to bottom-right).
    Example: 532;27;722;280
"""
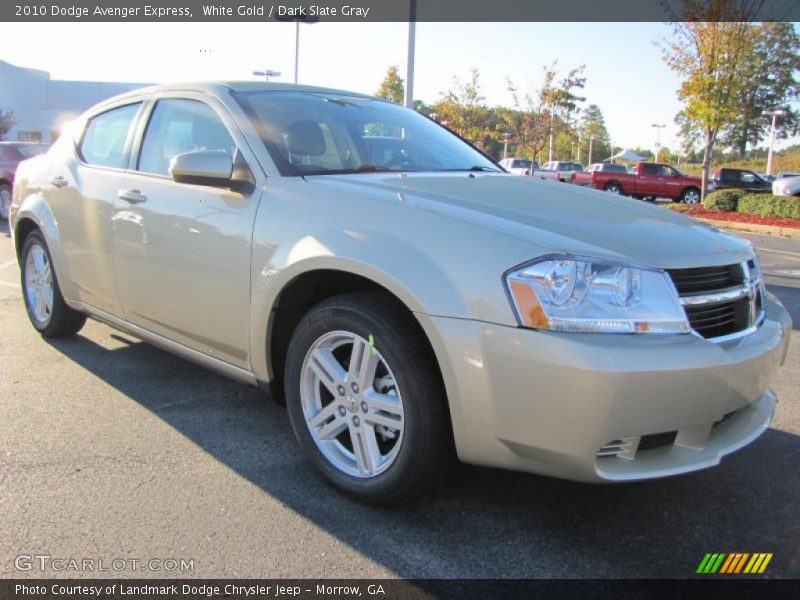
12;195;78;301
261;266;446;405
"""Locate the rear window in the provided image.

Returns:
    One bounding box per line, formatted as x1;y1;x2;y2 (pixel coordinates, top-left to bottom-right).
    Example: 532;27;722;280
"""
79;103;141;169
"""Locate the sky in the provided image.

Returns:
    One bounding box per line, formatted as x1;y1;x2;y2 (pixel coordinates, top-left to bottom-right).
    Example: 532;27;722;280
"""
0;21;798;154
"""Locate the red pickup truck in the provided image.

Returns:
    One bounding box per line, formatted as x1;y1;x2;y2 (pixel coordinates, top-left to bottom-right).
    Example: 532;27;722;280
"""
572;162;708;203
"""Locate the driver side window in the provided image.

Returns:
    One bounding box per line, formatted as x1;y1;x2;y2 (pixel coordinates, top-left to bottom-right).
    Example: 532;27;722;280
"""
138;99;236;176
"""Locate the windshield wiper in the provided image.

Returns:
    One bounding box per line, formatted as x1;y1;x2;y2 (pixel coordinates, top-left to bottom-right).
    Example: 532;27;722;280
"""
442;165;500;173
299;165;396;176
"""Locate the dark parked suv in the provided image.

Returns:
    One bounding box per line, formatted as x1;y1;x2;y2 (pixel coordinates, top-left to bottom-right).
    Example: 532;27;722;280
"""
713;168;772;194
0;142;50;220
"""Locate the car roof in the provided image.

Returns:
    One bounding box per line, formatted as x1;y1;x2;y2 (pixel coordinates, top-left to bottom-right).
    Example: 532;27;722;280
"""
96;81;375;109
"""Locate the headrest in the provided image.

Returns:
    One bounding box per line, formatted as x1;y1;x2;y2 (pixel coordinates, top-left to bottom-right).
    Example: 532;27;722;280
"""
286;121;326;156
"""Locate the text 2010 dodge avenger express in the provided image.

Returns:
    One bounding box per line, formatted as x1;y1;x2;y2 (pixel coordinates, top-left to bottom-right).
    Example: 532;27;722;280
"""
10;82;791;504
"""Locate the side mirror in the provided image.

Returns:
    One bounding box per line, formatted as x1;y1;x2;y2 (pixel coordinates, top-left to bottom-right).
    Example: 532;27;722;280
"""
169;150;234;188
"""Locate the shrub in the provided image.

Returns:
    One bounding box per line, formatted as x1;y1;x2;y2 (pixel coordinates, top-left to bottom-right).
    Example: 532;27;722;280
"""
703;189;742;212
738;194;800;220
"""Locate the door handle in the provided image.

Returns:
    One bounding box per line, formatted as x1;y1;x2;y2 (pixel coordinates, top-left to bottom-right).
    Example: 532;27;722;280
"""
50;175;68;188
117;189;147;204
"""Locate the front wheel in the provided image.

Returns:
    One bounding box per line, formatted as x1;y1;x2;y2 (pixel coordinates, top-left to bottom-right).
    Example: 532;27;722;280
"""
284;292;452;505
681;187;701;204
20;231;86;337
604;182;623;194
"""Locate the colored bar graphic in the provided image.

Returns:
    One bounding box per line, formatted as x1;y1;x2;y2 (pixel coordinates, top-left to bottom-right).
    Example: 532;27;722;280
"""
699;552;773;574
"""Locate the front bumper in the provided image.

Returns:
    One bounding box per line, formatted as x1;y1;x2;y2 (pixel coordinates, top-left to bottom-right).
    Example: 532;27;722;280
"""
416;296;791;483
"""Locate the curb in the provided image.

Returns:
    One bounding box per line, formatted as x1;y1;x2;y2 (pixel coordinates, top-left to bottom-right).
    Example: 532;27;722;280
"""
693;217;800;240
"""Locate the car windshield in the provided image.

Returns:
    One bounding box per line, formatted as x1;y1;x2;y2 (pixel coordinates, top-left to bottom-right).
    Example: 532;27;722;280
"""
234;91;499;176
511;159;532;168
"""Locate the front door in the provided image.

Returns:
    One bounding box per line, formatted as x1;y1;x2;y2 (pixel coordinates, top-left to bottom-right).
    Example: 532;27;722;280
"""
112;96;260;368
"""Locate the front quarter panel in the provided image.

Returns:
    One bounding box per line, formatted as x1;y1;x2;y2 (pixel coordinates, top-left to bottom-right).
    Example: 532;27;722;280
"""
248;177;540;381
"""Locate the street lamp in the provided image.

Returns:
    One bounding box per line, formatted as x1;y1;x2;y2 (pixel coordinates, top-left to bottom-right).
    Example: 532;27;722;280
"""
502;131;510;160
405;0;417;109
651;123;666;162
763;109;786;176
253;69;281;82
276;15;318;84
588;136;595;165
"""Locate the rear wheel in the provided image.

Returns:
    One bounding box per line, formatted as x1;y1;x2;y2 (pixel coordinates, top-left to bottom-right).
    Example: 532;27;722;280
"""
284;292;451;505
681;187;701;204
20;231;86;337
604;182;623;194
0;183;11;220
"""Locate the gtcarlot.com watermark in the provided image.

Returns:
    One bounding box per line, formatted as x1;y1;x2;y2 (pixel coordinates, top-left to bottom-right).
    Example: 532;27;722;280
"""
14;554;194;573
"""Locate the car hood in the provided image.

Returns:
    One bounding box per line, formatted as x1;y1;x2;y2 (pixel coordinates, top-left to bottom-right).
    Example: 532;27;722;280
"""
303;172;754;269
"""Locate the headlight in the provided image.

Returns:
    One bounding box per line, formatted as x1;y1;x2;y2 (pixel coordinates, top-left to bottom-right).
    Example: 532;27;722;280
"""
505;256;691;334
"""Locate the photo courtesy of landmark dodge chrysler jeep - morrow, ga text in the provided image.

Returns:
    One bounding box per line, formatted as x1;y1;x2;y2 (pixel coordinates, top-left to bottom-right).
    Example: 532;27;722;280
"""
9;82;792;504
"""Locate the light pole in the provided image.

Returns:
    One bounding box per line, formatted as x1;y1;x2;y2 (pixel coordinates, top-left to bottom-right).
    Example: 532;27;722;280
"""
253;69;281;82
277;15;318;84
405;0;416;109
651;123;666;162
763;109;786;176
502;132;510;160
588;136;594;165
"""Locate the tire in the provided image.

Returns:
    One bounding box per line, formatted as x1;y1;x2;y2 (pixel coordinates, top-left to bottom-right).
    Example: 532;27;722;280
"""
0;183;11;221
604;182;623;194
681;187;701;204
20;231;86;338
284;291;452;505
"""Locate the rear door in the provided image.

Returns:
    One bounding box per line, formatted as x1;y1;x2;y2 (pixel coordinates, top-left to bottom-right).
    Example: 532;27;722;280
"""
47;101;143;315
636;163;660;195
111;93;262;368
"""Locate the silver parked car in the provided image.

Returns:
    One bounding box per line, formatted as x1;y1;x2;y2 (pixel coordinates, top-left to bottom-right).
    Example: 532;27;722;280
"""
10;82;792;503
773;175;800;197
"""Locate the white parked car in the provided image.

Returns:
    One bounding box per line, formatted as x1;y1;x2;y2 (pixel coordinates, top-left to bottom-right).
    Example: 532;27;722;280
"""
772;175;800;197
541;161;584;182
499;157;559;181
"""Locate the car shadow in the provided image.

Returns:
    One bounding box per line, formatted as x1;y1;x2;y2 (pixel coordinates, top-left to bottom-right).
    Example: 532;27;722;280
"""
1;219;10;239
45;328;800;579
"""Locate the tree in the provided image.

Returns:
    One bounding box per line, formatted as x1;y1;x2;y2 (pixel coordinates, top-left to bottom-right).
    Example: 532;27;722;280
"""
502;62;586;164
375;66;405;105
577;104;611;164
0;108;15;141
433;69;497;152
661;0;770;199
720;22;800;157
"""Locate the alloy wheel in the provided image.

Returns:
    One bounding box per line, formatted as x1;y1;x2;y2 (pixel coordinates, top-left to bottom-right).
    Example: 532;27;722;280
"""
300;330;404;478
24;243;54;325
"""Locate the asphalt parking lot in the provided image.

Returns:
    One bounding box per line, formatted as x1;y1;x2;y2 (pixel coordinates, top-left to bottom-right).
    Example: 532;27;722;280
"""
1;219;798;579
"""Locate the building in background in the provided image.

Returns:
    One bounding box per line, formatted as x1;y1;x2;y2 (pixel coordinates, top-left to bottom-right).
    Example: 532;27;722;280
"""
0;60;148;142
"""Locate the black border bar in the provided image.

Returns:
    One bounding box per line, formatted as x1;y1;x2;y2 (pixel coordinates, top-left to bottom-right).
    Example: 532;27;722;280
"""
3;0;800;22
3;579;800;600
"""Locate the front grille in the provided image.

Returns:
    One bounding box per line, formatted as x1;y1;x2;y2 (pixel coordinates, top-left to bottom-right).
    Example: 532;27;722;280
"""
667;265;742;294
666;264;756;340
684;300;750;338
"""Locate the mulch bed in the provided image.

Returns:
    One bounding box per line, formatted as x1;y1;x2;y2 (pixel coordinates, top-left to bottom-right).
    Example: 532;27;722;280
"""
673;206;800;230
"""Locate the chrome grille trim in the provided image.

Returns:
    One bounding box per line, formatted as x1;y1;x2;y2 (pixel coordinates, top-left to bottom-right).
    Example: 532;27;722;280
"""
667;260;765;344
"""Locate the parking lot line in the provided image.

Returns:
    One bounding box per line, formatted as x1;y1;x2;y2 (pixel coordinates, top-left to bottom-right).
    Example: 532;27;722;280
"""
0;259;18;271
758;247;800;260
